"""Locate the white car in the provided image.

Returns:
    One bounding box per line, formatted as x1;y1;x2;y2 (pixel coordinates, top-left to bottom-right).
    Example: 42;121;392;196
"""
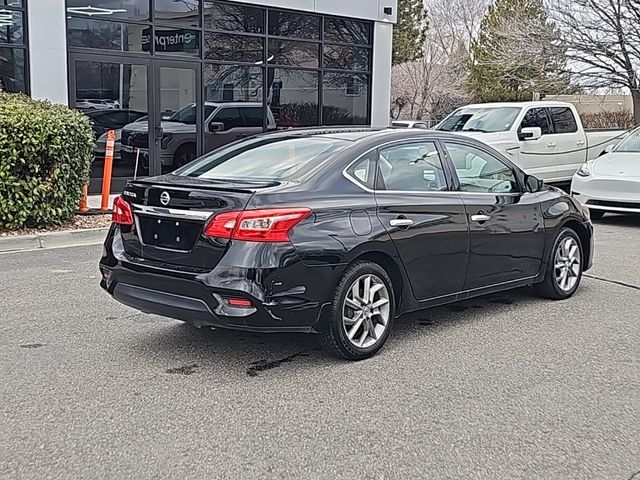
392;120;430;129
571;126;640;218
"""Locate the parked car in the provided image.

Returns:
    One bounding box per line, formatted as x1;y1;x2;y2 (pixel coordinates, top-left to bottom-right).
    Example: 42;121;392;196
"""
76;99;120;110
120;102;276;169
84;109;147;137
100;128;593;360
435;101;626;184
572;124;640;218
94;116;148;162
392;120;430;129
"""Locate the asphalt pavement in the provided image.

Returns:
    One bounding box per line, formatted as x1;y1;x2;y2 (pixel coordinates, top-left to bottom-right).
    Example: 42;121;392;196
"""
1;215;639;480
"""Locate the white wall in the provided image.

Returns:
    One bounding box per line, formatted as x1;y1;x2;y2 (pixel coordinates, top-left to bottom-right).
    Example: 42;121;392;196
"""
28;0;68;104
370;22;393;127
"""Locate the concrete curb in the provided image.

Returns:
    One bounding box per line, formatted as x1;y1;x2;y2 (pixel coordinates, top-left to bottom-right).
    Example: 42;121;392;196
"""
0;227;109;254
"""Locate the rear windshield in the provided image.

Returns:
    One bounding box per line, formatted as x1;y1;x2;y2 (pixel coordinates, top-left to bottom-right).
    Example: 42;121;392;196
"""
437;107;521;133
175;136;349;181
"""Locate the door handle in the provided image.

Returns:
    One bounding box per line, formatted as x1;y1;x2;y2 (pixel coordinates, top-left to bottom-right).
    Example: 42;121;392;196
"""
471;214;491;222
390;218;414;227
576;139;585;146
547;141;557;148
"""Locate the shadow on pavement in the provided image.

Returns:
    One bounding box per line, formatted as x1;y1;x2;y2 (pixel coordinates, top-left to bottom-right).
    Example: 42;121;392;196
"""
592;213;640;227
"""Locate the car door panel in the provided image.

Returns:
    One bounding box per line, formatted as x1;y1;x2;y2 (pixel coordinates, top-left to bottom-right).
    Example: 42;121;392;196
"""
517;107;558;181
443;141;545;290
373;141;469;301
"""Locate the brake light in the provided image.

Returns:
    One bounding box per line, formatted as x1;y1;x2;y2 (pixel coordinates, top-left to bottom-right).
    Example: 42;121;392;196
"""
112;195;134;225
204;208;311;242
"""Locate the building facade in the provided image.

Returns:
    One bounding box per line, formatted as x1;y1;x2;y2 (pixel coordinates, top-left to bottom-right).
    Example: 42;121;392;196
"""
13;0;396;191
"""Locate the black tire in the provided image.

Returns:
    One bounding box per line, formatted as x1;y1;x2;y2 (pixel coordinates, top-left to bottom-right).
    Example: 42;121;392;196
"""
589;209;605;220
174;144;196;168
535;227;584;300
320;261;395;360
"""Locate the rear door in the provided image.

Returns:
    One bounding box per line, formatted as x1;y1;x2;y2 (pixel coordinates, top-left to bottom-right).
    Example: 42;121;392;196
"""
442;140;545;290
547;106;586;180
374;140;469;301
517;107;557;180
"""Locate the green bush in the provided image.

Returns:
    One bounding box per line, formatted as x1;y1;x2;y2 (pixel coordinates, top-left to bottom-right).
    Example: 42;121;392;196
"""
0;93;94;230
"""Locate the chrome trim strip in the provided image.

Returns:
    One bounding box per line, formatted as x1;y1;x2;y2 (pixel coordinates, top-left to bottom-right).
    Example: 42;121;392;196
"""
132;204;214;221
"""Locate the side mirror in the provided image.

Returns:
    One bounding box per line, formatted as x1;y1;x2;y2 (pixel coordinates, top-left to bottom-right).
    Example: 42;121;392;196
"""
208;121;225;133
525;175;544;193
600;144;615;156
519;127;542;141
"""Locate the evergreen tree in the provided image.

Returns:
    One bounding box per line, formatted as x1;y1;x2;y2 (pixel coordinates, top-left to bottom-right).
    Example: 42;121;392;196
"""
467;0;570;102
393;0;428;65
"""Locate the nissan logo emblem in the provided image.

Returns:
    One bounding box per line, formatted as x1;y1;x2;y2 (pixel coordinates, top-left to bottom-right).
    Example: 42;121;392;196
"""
160;191;171;206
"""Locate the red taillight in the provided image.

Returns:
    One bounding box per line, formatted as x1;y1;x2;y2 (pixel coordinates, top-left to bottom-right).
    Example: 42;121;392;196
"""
112;196;134;225
204;208;311;243
225;298;253;308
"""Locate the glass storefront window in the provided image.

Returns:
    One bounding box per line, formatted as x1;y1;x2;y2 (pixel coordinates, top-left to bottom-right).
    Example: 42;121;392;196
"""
268;68;318;128
67;18;147;53
0;46;26;92
324;18;372;45
204;2;264;33
268;39;319;68
74;61;150;183
204;33;264;63
323;73;369;125
154;0;200;27
0;11;23;44
152;27;200;57
268;10;320;39
66;0;149;22
204;64;263;103
323;45;370;72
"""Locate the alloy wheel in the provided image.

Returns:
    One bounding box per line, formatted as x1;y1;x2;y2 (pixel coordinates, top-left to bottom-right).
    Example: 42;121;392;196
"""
554;236;581;292
342;274;391;349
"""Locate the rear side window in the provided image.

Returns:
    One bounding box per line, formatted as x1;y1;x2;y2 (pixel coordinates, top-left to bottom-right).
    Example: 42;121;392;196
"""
377;142;447;192
550;107;578;133
176;137;348;181
240;107;264;128
520;108;551;135
346;155;376;189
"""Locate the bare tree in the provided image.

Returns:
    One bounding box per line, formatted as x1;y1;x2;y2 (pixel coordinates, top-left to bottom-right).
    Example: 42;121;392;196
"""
552;0;640;123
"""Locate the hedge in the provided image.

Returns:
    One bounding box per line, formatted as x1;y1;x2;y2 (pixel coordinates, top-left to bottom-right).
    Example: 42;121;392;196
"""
0;93;95;230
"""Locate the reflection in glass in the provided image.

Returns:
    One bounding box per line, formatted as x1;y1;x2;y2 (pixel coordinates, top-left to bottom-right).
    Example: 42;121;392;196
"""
0;11;23;44
3;1;23;6
268;39;319;68
268;11;319;39
66;0;149;22
154;0;199;26
204;2;264;33
151;27;200;56
205;64;263;103
204;33;263;63
268;68;319;128
74;61;149;184
323;45;370;71
323;73;369;125
67;18;146;53
324;18;372;45
0;47;26;93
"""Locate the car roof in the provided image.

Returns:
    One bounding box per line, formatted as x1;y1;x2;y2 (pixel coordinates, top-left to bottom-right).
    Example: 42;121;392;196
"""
259;127;479;144
203;102;263;108
460;101;574;109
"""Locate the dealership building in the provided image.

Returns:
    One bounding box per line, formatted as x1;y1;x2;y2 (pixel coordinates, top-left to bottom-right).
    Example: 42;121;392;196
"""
3;0;397;191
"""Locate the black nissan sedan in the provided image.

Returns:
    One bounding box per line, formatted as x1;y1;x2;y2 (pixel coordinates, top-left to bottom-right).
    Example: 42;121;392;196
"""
100;128;593;360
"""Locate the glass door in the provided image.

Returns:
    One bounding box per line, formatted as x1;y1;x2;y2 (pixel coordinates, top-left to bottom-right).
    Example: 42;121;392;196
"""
152;61;202;175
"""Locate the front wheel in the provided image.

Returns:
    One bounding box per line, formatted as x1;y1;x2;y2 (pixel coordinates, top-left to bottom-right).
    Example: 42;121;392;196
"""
535;228;583;300
320;261;395;360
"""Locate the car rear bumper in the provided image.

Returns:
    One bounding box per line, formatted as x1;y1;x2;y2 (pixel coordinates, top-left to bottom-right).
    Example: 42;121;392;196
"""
99;228;333;333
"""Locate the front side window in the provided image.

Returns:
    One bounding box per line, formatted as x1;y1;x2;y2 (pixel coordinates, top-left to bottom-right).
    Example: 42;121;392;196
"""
520;108;551;135
378;142;447;192
613;127;640;152
445;143;519;194
550;107;578;134
437;107;521;133
212;107;244;130
176;137;348;181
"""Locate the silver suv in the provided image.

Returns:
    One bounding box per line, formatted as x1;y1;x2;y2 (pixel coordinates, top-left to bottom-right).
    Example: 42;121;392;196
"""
121;102;276;169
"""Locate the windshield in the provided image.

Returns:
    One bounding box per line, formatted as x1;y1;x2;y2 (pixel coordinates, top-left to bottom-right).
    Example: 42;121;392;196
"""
175;136;349;181
437;107;521;133
614;128;640;153
167;104;216;124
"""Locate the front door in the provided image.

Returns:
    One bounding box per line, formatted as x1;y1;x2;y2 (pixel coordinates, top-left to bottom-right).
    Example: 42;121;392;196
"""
374;140;469;302
442;140;545;290
517;107;558;181
152;61;202;176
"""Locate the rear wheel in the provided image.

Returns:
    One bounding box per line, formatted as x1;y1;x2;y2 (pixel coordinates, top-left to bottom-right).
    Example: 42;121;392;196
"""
588;209;605;220
535;228;583;300
320;261;395;360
